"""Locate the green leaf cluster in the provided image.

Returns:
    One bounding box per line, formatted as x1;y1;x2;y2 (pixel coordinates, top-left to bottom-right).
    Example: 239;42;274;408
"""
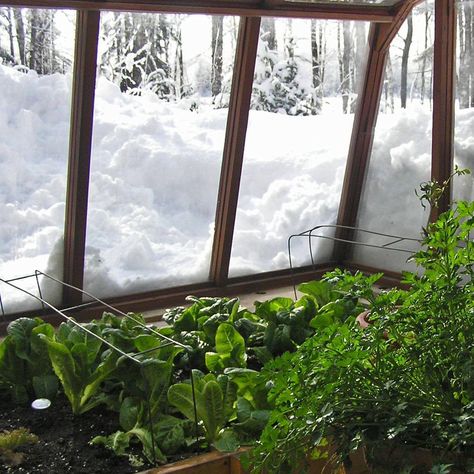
39;321;120;415
0;317;58;403
249;199;474;473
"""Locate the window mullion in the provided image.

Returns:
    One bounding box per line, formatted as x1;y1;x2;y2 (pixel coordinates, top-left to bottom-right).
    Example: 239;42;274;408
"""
210;16;261;286
63;9;100;306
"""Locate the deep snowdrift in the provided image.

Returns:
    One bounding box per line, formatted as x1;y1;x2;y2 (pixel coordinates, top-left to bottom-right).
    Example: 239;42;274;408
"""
0;64;473;311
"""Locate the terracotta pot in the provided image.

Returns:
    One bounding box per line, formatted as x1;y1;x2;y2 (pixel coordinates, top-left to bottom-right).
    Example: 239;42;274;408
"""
356;310;371;330
356;310;390;341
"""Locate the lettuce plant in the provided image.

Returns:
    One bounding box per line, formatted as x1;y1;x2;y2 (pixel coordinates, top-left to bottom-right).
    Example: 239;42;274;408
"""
39;321;119;415
0;317;58;403
168;370;238;448
91;396;190;464
205;323;247;372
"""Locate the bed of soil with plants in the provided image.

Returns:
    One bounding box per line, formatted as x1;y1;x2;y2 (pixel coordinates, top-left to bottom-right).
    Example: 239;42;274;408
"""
0;394;154;474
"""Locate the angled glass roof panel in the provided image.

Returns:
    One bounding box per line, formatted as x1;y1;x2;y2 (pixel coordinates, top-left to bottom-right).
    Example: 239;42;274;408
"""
353;0;434;273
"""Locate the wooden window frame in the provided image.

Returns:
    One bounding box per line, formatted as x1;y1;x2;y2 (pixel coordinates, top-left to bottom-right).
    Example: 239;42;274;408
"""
0;0;457;324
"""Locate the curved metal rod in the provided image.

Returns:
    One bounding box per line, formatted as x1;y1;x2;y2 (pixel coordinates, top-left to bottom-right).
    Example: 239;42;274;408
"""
0;276;138;363
37;271;189;350
287;223;422;300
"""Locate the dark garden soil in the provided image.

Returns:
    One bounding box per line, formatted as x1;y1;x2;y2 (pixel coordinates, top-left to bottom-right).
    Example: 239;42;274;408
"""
0;394;154;474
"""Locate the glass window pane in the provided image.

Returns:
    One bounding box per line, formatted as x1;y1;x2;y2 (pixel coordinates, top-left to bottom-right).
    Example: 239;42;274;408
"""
0;8;75;313
84;13;239;298
353;1;434;273
454;0;474;201
229;18;369;277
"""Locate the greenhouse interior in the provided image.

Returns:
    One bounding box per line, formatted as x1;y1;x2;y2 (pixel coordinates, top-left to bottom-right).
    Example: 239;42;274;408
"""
0;0;474;473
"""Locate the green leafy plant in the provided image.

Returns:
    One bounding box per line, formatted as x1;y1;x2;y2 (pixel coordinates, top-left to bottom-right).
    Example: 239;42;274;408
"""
248;196;474;473
39;320;119;414
0;428;39;467
205;322;247;372
162;296;257;373
0;317;58;403
168;369;238;449
91;396;191;465
91;328;186;464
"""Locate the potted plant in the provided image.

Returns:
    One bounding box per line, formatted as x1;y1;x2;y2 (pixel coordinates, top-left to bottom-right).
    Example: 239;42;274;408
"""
247;175;474;473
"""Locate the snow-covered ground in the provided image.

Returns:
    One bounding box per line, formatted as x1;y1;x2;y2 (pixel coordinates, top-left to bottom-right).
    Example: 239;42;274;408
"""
0;64;473;312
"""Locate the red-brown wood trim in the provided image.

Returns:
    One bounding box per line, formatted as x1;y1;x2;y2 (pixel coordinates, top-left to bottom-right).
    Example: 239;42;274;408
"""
210;17;261;286
0;263;334;331
379;0;424;51
333;23;392;264
333;0;422;264
431;0;456;220
62;10;100;306
1;0;394;22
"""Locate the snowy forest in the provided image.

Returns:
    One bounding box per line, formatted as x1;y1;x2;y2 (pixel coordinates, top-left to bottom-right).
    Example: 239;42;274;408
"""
1;3;472;113
0;4;473;310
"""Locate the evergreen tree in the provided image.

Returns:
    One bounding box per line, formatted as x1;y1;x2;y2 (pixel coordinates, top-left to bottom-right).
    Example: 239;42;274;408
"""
100;12;174;99
251;26;316;116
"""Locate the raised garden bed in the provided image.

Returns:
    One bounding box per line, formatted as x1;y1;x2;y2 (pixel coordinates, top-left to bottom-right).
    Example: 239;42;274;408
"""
0;394;147;474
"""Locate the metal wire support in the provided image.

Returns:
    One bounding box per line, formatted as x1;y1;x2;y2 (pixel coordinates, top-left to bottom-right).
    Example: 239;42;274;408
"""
0;270;200;465
287;224;422;299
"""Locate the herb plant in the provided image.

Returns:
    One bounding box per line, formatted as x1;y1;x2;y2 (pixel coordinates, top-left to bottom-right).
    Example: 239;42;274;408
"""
0;428;39;467
248;197;474;473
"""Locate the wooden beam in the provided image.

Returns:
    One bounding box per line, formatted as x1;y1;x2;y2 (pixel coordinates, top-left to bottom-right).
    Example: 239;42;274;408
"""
0;263;334;330
62;10;100;305
333;0;420;264
210;16;261;286
431;0;456;219
378;0;423;50
1;0;395;22
333;23;391;263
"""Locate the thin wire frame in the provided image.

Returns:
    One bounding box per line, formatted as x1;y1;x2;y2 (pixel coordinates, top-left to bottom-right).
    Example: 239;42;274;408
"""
0;270;200;464
287;224;422;299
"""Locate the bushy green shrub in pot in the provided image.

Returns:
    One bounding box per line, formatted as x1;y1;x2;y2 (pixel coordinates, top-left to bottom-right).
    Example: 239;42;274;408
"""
248;194;474;473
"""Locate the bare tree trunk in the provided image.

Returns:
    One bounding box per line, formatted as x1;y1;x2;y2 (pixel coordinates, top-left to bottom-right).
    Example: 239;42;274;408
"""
211;15;223;98
310;19;326;113
28;9;39;71
354;22;366;90
385;53;395;113
12;8;26;65
338;21;352;114
420;9;431;105
401;12;413;109
467;0;474;107
173;21;185;99
229;17;239;52
458;0;469;108
6;8;15;59
261;17;277;51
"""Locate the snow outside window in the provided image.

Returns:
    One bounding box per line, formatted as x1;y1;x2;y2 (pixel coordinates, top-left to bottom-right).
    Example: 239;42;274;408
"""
0;7;75;313
353;0;434;273
84;13;240;298
229;18;370;277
